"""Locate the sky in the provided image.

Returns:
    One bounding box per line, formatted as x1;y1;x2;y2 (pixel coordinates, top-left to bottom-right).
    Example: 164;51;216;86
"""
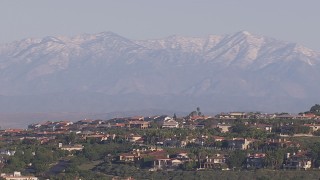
1;0;320;51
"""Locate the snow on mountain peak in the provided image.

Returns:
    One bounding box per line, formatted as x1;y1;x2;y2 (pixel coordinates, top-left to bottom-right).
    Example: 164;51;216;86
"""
241;30;251;35
40;36;65;44
0;31;320;113
235;30;252;37
293;44;318;57
1;31;319;68
96;31;122;38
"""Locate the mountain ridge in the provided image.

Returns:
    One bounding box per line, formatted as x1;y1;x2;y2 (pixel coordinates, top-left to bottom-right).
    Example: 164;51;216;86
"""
0;31;319;113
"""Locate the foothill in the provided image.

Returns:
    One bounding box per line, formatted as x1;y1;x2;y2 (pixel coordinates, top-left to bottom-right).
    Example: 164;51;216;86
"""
1;105;320;180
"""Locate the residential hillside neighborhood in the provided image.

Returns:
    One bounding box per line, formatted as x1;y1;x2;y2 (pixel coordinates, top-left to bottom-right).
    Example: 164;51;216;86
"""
1;105;320;179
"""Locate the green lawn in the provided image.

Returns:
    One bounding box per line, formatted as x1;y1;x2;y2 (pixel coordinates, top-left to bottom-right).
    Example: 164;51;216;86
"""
78;160;103;170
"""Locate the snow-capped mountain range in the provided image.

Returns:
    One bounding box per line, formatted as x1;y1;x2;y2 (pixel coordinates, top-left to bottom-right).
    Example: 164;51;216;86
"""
0;31;319;113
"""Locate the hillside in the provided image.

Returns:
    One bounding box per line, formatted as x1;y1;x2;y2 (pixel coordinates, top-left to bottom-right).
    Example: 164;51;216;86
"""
0;31;319;113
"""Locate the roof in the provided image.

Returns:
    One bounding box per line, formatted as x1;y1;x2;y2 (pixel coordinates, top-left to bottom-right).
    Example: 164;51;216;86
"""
112;123;126;127
142;150;168;159
119;153;138;157
128;121;149;125
248;153;266;158
4;129;24;133
213;136;225;140
304;113;316;117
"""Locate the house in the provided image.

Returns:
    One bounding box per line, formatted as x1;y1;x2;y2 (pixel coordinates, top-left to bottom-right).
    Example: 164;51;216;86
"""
127;134;143;143
304;124;320;132
229;112;247;119
27;123;42;130
85;134;109;141
193;138;205;146
76;119;94;125
92;120;103;125
217;124;231;133
129;116;144;121
253;123;273;132
163;139;185;148
227;138;252;150
126;121;149;129
148;146;163;152
153;158;171;170
283;151;312;170
58;143;84;151
119;152;141;162
303;113;317;119
0;155;7;164
174;152;190;161
213;136;225;142
201;154;227;169
216;112;246;119
216;113;234;119
1;171;38;180
0;149;16;156
4;129;24;134
111;123;126;128
246;153;266;169
56;121;73;127
162;118;179;128
170;159;183;167
151;158;183;170
141;150;171;170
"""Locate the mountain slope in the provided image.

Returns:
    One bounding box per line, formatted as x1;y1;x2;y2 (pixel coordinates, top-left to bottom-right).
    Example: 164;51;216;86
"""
0;31;319;113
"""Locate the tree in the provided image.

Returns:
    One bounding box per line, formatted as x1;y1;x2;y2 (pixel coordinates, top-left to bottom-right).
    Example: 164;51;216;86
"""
173;113;177;120
189;111;197;117
33;161;49;174
196;107;202;116
313;129;320;136
65;161;79;174
292;125;311;134
4;156;26;172
65;132;77;144
310;104;320;115
265;150;285;169
228;150;246;169
230;123;249;134
182;160;197;170
188;107;203;118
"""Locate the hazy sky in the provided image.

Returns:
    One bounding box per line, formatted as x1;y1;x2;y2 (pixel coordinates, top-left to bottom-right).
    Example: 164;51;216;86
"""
1;0;320;51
